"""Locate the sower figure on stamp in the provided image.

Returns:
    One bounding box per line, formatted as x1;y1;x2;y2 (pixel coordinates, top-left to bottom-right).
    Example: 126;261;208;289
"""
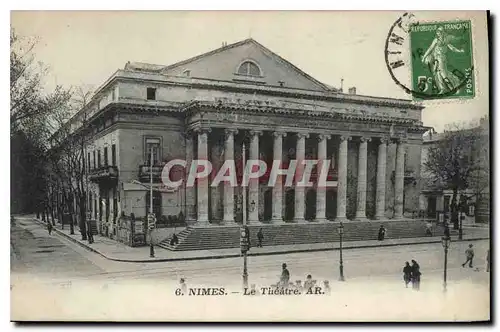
462;244;474;268
422;26;465;94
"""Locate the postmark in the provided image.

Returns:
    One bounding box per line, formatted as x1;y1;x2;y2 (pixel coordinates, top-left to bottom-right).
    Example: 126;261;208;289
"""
385;13;475;100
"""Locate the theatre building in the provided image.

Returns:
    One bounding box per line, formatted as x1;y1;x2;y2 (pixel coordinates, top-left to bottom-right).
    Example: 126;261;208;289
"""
71;38;430;249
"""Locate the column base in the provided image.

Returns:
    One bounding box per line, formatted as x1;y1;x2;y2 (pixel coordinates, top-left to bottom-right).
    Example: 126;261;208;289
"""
315;218;328;223
222;219;236;225
334;217;349;223
248;219;262;224
374;214;385;220
271;218;284;224
354;215;369;222
294;218;307;223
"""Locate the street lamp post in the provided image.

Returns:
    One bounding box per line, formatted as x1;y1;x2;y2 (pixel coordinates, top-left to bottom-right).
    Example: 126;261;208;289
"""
149;146;155;258
441;236;451;293
242;142;249;289
337;221;345;282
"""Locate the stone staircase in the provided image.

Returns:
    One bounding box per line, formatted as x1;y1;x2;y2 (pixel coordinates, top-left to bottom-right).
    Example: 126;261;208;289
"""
157;219;450;251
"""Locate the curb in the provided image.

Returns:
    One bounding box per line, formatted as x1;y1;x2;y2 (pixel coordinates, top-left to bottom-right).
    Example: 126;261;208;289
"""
31;218;489;263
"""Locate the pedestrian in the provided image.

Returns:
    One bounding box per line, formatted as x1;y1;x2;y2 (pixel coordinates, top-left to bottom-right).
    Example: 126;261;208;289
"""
280;263;290;288
179;278;187;294
486;249;490;272
170;233;179;246
425;221;433;236
47;222;53;235
295;280;303;293
378;225;386;241
410;260;421;290
403;261;412;288
323;280;331;295
462;244;474;268
303;274;315;291
257;228;264;248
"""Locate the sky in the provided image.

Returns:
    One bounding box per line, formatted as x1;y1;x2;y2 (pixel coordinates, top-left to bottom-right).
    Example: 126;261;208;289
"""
10;10;489;132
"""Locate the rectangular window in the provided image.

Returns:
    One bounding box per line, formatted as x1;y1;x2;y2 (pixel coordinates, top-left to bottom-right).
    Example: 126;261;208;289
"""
145;138;161;165
98;150;102;168
104;147;108;166
87;152;91;171
146;87;156;100
113;188;118;223
111;144;117;166
93;151;96;169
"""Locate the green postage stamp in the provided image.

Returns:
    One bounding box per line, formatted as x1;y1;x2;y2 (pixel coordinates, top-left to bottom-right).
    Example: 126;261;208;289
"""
409;20;475;100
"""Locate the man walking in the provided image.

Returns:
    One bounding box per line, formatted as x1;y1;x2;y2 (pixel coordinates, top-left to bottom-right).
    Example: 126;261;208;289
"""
257;228;264;248
462;244;474;268
47;222;53;235
280;263;290;288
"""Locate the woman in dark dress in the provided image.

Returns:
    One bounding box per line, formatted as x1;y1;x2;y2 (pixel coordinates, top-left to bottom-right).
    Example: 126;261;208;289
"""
378;225;386;241
410;260;421;290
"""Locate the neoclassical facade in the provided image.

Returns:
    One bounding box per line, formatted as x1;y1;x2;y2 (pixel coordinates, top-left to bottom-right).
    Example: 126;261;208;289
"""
64;38;428;245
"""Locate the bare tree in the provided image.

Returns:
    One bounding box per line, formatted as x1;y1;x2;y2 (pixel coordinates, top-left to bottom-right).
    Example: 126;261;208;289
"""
424;120;488;228
10;28;71;133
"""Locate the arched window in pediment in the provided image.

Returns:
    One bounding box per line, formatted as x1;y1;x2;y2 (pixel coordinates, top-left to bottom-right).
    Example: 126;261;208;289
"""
237;60;262;77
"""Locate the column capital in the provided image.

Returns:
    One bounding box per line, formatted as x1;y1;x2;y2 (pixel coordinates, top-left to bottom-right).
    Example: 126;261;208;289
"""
249;130;263;137
273;131;287;138
317;134;331;141
224;128;238;139
339;135;352;142
397;137;408;144
194;127;212;135
379;136;390;145
296;132;310;139
359;136;372;143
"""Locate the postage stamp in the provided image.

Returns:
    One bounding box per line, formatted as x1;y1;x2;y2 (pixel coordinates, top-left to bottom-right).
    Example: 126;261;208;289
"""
409;20;475;100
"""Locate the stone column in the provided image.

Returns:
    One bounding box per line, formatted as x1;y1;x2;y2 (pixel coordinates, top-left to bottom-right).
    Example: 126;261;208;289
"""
355;137;371;220
375;137;388;219
223;129;238;223
294;132;309;223
272;131;287;223
248;130;262;224
316;134;331;222
196;128;211;224
394;139;406;219
336;135;351;221
185;132;197;223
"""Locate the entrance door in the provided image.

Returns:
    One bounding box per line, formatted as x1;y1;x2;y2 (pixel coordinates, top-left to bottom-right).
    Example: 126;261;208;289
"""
263;189;272;221
285;189;295;222
305;189;316;221
427;196;437;218
326;190;337;220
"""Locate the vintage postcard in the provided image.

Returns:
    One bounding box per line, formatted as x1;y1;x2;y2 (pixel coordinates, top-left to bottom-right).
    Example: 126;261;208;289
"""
10;10;490;322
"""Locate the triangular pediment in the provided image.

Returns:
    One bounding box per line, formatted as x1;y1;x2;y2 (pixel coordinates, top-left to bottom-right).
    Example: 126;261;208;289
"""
161;39;333;92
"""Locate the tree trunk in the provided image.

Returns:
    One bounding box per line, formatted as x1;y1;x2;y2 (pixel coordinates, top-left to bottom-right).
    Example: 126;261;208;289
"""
451;188;459;230
79;196;88;241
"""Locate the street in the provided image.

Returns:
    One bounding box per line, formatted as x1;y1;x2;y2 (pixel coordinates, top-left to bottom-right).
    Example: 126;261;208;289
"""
11;217;490;321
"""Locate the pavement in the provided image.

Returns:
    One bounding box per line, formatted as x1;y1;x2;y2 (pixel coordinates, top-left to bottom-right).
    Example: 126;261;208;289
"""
20;215;490;263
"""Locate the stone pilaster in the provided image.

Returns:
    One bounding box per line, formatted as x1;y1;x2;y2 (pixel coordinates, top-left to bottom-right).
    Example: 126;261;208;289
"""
316;134;331;222
248;130;262;224
355;137;371;220
394;139;406;218
223;129;238;223
185;132;197;223
294;132;309;223
272;131;287;223
336;135;351;221
196;128;211;224
375;137;389;219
